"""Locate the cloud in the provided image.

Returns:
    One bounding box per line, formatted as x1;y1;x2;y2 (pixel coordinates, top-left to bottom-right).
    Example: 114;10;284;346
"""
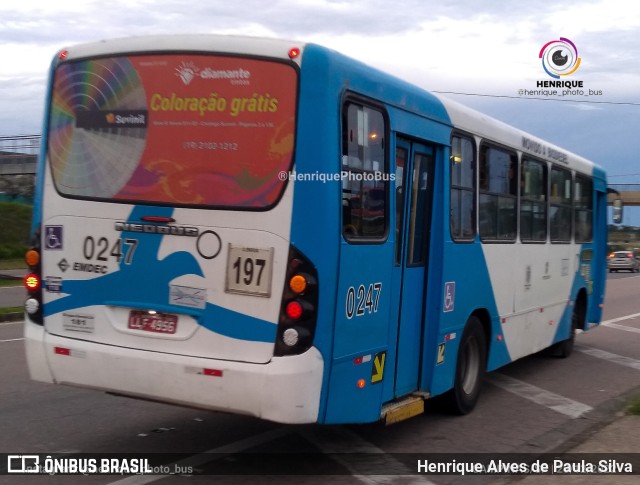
1;1;640;133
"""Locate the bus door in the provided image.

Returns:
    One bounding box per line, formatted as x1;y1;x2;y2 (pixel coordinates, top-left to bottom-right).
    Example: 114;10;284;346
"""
588;186;608;323
392;138;435;397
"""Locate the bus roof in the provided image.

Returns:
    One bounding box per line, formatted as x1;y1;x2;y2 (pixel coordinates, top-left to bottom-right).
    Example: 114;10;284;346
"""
434;94;603;178
56;34;305;64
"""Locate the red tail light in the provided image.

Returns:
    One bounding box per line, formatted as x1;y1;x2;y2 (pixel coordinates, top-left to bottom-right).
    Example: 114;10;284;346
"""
275;246;318;356
24;273;41;291
285;301;304;320
24;228;44;324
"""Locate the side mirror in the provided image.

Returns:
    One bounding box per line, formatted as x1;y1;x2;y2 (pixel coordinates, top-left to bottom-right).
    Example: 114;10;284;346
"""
612;198;623;224
608;188;623;224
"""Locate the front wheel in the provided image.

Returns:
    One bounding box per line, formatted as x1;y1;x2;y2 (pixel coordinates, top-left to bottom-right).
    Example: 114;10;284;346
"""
446;316;487;415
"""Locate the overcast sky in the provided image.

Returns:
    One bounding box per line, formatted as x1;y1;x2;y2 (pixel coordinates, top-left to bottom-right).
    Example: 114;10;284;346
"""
2;0;639;223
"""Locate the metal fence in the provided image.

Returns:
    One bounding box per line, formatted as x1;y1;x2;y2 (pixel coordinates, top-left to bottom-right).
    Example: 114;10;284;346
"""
0;135;40;156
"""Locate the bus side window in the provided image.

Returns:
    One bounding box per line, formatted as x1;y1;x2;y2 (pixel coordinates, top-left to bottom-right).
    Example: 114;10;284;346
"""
479;144;517;242
521;158;547;242
574;175;593;243
341;102;387;241
450;134;476;241
550;167;572;243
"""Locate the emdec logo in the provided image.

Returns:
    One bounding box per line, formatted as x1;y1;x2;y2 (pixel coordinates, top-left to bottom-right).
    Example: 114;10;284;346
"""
539;37;581;79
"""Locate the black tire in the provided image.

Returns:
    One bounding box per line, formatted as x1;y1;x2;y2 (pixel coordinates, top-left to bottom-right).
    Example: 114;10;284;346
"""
446;316;487;415
549;300;582;358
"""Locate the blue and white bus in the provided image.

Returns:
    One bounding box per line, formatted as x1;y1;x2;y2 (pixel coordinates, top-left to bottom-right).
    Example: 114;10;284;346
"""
25;35;612;424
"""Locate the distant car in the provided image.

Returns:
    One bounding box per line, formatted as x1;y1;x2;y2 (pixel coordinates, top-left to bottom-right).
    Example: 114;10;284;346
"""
608;251;640;273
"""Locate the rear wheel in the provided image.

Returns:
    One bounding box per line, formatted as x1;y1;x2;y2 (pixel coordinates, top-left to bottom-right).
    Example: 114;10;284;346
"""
549;299;583;358
446;316;487;415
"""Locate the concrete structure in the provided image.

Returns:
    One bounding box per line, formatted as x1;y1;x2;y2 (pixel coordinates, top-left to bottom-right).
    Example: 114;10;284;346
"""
609;185;640;206
0;135;39;175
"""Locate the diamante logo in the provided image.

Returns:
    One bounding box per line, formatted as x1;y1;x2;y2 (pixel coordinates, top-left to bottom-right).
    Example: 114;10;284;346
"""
174;61;252;86
175;61;199;85
539;37;581;79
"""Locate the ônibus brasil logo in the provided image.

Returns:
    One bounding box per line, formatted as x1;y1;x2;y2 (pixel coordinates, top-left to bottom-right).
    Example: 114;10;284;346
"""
539;37;581;79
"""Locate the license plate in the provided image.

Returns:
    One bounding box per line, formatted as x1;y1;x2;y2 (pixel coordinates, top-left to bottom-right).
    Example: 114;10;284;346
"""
128;311;178;335
225;245;274;297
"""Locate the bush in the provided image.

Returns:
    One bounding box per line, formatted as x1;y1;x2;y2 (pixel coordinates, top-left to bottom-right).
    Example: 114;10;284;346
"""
628;396;640;416
0;202;32;259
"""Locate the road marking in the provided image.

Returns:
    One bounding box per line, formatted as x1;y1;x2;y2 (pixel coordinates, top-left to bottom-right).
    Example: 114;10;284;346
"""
487;373;593;418
601;312;640;325
602;322;640;334
109;423;435;484
108;427;291;485
0;338;24;343
576;345;640;371
600;312;640;333
0;321;21;327
301;427;436;485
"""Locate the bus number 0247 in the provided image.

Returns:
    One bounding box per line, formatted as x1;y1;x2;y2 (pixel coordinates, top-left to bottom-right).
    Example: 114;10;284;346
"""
346;283;382;319
83;236;138;265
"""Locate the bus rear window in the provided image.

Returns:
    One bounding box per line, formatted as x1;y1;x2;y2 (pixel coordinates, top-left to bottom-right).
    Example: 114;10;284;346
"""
48;54;297;209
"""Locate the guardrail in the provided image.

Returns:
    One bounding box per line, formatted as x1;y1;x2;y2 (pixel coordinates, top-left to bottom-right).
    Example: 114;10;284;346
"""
0;135;40;175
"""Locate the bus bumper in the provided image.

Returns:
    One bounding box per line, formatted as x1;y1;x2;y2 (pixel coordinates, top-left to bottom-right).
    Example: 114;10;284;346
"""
24;321;324;424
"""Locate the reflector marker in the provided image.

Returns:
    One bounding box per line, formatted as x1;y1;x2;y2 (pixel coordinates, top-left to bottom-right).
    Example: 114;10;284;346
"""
353;354;371;365
203;369;224;377
53;347;86;358
185;366;224;377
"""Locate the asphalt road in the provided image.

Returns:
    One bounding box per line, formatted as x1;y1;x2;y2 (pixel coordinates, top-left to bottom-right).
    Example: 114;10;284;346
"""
0;285;24;309
1;273;639;484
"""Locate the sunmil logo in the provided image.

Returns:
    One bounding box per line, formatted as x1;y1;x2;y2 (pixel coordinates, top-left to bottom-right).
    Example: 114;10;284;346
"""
539;37;581;79
105;113;146;126
76;110;148;129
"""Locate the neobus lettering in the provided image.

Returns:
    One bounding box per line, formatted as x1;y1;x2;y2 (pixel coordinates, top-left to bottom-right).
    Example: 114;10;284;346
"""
115;222;199;237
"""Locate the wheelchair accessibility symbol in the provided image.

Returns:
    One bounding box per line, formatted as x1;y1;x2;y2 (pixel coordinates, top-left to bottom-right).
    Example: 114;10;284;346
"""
443;281;455;313
44;225;63;250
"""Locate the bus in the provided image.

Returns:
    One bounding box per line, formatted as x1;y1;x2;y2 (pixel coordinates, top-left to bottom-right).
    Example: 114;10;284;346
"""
24;35;614;425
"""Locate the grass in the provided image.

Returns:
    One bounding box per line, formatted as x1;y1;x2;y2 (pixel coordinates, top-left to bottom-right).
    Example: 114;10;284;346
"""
0;258;26;270
0;202;32;261
0;306;22;315
627;396;640;416
0;278;22;288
